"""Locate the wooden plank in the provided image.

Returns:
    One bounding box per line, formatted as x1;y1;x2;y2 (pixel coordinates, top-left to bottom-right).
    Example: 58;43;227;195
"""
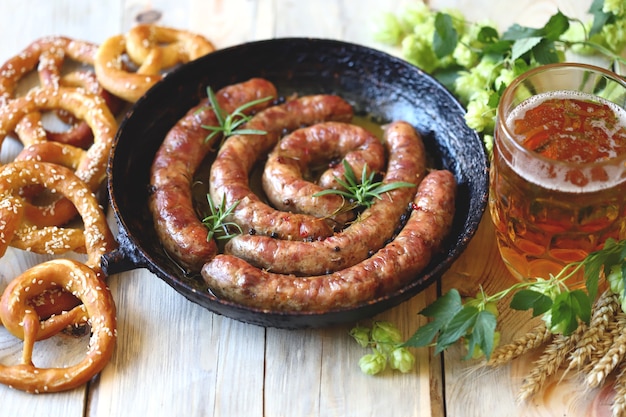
440;215;611;416
265;328;324;416
0;0;442;415
88;270;267;416
0;0;121;46
263;286;441;417
88;2;268;416
321;291;439;417
189;0;265;47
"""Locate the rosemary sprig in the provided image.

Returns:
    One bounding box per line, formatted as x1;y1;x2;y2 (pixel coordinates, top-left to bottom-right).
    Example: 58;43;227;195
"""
202;193;242;241
313;160;415;210
200;86;273;147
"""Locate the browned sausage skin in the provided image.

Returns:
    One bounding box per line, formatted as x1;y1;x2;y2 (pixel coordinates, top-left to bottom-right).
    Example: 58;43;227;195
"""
224;121;426;275
261;121;386;224
149;78;278;271
201;169;457;312
209;95;354;241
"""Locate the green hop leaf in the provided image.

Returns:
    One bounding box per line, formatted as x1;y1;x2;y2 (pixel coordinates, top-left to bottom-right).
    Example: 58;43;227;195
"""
403;289;463;349
548;290;592;335
589;0;615;36
510;36;543;60
433;12;458;58
464;310;498;360
510;289;553;316
435;305;480;355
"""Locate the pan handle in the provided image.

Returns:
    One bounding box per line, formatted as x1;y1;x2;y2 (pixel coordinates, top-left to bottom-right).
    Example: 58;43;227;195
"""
100;230;146;275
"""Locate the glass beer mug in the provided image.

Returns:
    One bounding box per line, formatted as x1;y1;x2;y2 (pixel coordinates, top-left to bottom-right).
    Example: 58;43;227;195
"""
489;63;626;284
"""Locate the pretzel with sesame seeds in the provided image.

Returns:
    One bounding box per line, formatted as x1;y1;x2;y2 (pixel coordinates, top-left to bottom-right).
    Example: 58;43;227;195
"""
0;258;117;394
0;35;120;148
0;194;24;258
0;86;117;227
0;160;117;270
94;24;215;103
12;141;85;208
15;71;122;149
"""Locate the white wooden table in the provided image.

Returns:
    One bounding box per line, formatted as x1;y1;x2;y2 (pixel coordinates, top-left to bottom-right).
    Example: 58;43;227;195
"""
0;1;607;416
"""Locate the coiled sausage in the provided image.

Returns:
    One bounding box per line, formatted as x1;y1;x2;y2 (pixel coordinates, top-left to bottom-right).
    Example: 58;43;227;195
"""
261;121;386;224
209;95;354;241
224;121;426;275
201;169;457;312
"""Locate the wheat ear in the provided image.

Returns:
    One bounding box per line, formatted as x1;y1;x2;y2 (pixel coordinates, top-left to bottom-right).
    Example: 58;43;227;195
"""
517;323;585;403
567;290;620;372
487;321;551;367
582;315;621;375
585;312;626;389
612;361;626;417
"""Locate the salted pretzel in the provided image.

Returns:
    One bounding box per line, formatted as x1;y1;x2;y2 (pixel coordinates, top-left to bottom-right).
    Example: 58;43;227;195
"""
12;140;84;206
94;24;215;102
0;258;117;394
0;160;117;269
13;141;85;216
0;86;117;227
0;36;97;100
15;71;122;149
15;141;85;170
0;35;118;148
0;194;24;258
125;24;215;69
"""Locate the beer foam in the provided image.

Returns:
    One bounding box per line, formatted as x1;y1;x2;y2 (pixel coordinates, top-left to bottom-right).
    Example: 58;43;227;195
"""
505;90;626;193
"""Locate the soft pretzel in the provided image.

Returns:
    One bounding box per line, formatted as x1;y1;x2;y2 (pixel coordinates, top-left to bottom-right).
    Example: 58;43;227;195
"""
0;36;97;100
0;35;118;148
0;160;117;270
94;24;215;102
13;141;85;212
0;87;117;227
0;194;24;258
125;24;215;68
16;71;122;149
0;258;116;394
15;141;85;170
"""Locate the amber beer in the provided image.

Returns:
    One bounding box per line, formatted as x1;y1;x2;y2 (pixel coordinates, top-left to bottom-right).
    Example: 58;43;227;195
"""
489;63;626;284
